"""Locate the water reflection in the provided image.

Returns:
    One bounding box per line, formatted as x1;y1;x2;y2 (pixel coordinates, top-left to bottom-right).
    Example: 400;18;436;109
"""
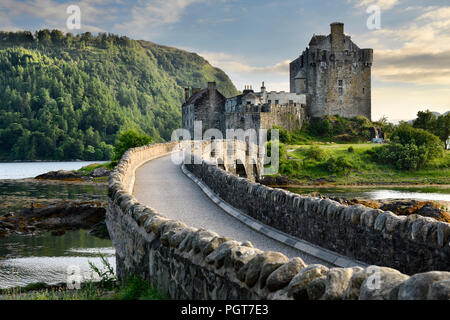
288;186;450;202
0;180;107;216
0;230;115;289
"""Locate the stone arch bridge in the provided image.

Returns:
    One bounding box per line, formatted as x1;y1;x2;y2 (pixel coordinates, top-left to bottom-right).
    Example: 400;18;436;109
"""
106;140;450;300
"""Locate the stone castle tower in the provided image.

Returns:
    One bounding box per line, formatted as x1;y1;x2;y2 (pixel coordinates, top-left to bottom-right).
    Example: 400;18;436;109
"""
289;22;373;120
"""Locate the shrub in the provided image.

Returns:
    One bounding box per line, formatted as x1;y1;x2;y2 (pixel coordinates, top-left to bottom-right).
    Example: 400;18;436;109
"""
348;146;354;153
270;126;292;144
280;159;301;176
304;145;328;161
307;118;332;137
324;156;354;174
375;123;444;170
113;130;152;161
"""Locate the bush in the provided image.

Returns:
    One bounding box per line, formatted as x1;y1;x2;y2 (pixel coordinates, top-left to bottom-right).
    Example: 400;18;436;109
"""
324;156;354;174
307;118;332;137
375;123;444;170
113;130;152;161
280;159;301;176
117;275;163;300
268;126;292;144
304;145;328;161
348;146;354;153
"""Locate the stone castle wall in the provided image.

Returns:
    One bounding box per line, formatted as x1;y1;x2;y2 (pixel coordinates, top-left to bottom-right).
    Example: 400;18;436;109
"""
260;104;306;131
107;141;450;300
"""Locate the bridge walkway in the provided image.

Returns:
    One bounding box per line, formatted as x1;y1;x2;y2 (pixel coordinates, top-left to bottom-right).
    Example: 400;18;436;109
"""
133;153;331;264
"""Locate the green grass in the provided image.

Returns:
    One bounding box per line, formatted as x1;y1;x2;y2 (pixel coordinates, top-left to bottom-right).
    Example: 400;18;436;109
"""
0;253;166;300
282;144;450;185
0;277;166;300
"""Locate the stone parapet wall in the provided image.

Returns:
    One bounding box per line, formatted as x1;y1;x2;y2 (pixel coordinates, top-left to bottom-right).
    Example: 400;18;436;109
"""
185;158;450;275
107;142;450;300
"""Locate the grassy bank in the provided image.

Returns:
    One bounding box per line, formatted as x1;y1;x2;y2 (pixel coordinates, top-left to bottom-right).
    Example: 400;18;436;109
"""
279;143;450;185
0;277;166;300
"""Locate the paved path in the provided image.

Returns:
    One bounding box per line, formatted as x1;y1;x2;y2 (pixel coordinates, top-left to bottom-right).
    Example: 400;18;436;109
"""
133;154;330;265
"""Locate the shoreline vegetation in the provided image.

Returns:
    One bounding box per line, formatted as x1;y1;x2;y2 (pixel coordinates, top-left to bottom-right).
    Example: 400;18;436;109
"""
0;255;165;300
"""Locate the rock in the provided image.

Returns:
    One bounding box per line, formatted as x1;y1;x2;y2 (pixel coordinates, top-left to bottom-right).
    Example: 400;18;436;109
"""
238;251;287;288
344;269;371;300
266;257;307;292
51;229;66;236
287;264;329;300
35;170;83;181
89;222;110;239
321;267;362;300
417;203;444;220
91;167;111;177
359;266;409;300
397;271;450;300
306;276;327;300
0;200;106;238
229;246;262;274
258;252;289;289
205;240;240;268
427;280;450;300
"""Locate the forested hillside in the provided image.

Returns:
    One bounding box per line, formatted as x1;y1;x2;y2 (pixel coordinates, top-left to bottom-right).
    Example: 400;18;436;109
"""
0;30;239;161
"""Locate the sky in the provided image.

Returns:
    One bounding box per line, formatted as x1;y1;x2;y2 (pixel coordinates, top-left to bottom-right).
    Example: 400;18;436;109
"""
1;0;449;122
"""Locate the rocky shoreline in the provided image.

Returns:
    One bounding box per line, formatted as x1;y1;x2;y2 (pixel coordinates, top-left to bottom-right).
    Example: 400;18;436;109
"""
35;167;111;182
305;192;450;223
0;200;109;239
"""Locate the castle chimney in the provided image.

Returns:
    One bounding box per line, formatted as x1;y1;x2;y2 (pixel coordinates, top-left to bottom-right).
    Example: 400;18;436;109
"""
261;81;266;92
208;81;216;94
185;87;190;102
330;22;344;52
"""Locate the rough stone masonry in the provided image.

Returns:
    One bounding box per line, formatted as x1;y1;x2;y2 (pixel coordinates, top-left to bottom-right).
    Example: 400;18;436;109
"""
107;141;450;300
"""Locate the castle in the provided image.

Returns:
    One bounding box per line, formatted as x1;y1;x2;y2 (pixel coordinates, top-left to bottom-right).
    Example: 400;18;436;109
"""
182;22;373;138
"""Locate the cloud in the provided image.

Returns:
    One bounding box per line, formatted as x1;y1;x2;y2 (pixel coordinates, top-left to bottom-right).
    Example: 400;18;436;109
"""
0;0;110;32
199;51;290;75
115;0;208;38
372;86;450;122
357;6;450;85
351;0;399;10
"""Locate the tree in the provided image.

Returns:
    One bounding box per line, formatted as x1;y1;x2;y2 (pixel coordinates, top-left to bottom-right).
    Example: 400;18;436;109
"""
413;110;437;131
375;123;444;170
113;130;152;161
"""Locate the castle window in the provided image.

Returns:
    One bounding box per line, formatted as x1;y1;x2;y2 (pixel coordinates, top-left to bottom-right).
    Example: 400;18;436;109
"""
289;100;293;105
338;80;343;86
268;100;271;104
339;87;343;96
275;100;279;105
362;88;365;94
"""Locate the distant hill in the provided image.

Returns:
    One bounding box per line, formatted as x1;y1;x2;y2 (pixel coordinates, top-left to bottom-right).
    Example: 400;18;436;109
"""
0;30;239;161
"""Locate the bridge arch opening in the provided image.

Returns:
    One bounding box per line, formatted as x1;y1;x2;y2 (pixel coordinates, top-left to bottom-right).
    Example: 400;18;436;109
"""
217;158;225;170
235;159;247;178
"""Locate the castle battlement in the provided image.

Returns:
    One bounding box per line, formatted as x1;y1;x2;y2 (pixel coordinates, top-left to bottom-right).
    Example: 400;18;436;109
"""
290;22;372;120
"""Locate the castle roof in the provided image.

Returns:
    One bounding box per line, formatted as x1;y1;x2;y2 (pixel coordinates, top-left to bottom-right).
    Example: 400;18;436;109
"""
184;89;207;105
309;35;327;46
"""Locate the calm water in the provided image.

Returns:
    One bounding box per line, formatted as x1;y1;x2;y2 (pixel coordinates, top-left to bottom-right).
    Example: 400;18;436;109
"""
0;169;111;289
0;230;114;289
0;180;107;216
288;186;450;202
0;161;107;179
